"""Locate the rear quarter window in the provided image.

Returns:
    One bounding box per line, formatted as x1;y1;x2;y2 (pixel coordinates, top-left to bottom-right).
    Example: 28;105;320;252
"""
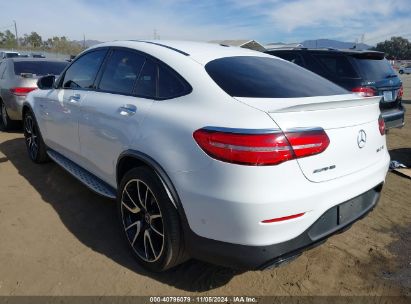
133;58;192;100
205;56;348;98
158;64;190;99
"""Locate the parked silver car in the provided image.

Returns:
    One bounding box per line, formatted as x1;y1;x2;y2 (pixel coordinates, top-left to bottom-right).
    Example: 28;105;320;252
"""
0;51;20;59
0;58;68;130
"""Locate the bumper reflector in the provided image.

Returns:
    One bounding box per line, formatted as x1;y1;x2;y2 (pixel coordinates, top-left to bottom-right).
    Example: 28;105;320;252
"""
261;212;305;223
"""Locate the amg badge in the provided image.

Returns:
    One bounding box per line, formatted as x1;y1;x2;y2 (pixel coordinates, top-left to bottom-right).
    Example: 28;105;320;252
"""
313;165;336;174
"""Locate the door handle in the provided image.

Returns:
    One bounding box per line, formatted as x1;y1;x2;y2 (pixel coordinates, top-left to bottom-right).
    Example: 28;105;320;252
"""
119;104;137;116
68;94;81;103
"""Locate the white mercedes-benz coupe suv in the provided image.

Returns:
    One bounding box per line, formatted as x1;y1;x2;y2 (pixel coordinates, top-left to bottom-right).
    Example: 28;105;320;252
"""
22;40;390;272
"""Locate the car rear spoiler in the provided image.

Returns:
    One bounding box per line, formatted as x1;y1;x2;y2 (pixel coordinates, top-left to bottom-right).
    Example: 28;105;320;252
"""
348;52;385;60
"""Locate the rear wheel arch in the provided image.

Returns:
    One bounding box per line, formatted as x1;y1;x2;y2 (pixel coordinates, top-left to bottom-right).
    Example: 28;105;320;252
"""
22;104;32;120
116;151;182;212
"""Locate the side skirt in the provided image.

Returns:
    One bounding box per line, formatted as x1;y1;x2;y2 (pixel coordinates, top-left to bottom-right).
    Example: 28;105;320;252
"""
47;149;116;199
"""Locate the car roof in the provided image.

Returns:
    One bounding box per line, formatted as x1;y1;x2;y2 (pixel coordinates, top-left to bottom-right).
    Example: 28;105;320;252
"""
87;40;272;65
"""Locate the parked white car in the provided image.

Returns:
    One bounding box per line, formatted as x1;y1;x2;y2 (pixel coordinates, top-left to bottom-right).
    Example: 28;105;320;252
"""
399;65;411;74
0;51;20;59
23;41;390;272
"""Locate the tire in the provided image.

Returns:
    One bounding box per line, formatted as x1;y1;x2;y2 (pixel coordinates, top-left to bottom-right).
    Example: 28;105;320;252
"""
399;70;403;74
23;110;49;163
117;166;186;272
0;99;14;131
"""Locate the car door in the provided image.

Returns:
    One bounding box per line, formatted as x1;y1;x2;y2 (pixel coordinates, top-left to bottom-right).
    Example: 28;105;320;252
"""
42;49;108;162
79;49;157;185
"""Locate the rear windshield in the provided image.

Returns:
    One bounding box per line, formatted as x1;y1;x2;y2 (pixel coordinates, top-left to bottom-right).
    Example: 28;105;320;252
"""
205;56;348;98
6;53;19;58
14;61;68;76
313;54;359;78
352;57;396;81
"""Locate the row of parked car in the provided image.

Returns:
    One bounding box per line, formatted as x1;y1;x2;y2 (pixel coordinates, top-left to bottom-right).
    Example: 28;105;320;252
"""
0;50;47;59
0;45;405;132
0;41;400;272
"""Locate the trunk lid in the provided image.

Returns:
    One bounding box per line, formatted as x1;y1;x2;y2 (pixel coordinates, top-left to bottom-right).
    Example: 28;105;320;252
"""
236;94;386;182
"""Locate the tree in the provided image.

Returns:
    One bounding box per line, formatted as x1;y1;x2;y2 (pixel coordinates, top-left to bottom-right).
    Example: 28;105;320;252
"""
0;30;17;48
0;30;84;56
373;36;411;60
26;32;43;48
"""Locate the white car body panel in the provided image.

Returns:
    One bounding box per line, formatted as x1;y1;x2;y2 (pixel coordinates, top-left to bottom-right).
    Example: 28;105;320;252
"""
78;91;155;186
25;40;390;249
37;88;84;164
237;95;386;182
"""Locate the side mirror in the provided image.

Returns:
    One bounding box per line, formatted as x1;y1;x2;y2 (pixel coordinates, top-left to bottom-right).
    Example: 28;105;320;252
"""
37;75;56;90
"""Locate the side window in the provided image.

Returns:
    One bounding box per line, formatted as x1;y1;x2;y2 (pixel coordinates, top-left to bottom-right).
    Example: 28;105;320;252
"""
314;54;358;78
134;59;157;98
62;49;107;89
158;65;188;99
98;50;145;95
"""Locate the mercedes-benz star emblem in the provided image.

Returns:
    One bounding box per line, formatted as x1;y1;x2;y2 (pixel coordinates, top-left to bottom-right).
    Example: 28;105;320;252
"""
357;130;367;148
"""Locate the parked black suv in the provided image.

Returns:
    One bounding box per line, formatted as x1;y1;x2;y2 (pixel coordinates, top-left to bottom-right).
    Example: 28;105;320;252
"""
265;48;405;129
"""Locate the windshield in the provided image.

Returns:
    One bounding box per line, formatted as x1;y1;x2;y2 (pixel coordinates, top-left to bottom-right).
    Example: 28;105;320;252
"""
14;61;68;76
353;57;396;81
205;56;348;98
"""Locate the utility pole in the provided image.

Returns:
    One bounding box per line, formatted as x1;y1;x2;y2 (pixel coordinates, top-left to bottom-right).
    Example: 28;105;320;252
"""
13;20;18;46
153;29;160;40
83;33;86;49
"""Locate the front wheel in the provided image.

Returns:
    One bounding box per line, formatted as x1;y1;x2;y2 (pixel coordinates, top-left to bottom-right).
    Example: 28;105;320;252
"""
23;110;49;163
399;70;404;74
117;167;186;272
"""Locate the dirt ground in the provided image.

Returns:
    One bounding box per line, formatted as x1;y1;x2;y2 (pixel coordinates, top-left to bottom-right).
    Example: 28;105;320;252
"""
0;76;410;297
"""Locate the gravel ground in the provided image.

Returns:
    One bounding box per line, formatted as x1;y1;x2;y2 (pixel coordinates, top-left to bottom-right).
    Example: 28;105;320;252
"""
0;76;410;297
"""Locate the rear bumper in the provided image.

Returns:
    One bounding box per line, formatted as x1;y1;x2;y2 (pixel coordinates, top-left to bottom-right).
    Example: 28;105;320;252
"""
183;184;382;269
381;105;405;129
3;94;25;121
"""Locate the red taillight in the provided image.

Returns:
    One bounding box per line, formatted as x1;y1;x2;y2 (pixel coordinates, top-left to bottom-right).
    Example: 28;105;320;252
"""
10;87;36;96
398;85;403;99
193;128;330;166
352;86;376;97
284;129;330;158
378;115;385;135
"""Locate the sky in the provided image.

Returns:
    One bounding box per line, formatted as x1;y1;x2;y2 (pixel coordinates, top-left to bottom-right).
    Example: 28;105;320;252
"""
0;0;410;45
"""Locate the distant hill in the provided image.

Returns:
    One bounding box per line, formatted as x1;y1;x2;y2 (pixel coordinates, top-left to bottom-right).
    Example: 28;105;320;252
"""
301;39;371;50
72;39;102;48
